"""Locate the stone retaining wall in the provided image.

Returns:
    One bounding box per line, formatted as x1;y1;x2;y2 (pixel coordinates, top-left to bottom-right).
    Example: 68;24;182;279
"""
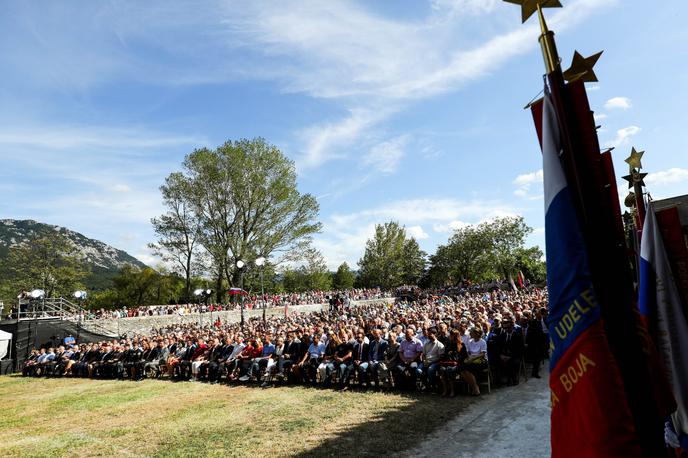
81;298;394;336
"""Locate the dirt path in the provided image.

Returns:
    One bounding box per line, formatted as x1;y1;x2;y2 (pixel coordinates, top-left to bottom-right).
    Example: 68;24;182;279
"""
408;374;551;457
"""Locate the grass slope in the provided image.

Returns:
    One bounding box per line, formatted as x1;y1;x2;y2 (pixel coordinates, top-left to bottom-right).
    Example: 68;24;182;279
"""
0;375;472;458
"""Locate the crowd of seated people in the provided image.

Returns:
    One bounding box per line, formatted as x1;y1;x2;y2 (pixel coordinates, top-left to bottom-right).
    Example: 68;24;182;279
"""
70;287;389;320
21;288;550;396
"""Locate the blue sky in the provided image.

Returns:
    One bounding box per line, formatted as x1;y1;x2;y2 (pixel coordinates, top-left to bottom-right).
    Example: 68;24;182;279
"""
1;0;687;270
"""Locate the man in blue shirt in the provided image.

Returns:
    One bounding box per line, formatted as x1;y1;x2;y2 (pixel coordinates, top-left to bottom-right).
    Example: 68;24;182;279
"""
250;336;275;382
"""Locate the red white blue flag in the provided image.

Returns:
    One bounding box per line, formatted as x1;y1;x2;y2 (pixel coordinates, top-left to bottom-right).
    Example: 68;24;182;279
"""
541;91;642;457
638;202;688;450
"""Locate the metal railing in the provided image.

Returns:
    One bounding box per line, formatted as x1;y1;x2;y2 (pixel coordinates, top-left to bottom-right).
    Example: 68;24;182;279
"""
14;297;118;337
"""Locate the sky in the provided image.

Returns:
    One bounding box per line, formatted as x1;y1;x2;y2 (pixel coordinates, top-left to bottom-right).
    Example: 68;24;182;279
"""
1;0;687;270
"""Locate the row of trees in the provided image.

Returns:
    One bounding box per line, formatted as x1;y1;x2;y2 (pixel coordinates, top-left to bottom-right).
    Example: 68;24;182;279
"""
356;216;545;289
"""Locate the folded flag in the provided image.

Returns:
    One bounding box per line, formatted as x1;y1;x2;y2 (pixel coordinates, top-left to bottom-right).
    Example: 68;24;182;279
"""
638;202;688;450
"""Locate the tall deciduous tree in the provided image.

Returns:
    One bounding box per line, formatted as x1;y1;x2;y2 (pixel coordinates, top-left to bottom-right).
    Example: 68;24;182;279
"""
150;172;200;302
357;221;426;289
4;234;88;298
424;216;538;287
333;262;356;290
181;138;321;299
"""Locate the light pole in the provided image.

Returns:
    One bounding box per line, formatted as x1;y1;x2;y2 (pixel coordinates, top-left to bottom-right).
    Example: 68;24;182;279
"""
73;290;87;341
194;289;213;327
255;256;266;325
236;260;247;329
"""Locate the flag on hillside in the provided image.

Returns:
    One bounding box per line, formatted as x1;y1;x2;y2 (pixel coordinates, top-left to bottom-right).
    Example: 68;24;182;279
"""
638;202;688;450
540;91;642;457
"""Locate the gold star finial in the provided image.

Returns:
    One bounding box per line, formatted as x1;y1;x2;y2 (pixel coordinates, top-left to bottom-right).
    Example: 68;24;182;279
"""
622;168;648;189
563;50;603;82
503;0;563;24
625;147;645;169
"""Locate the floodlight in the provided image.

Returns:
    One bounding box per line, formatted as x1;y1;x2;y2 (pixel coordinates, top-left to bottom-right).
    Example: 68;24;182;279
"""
73;290;88;300
30;289;45;299
193;289;204;296
255;256;266;267
205;289;212;295
236;260;245;269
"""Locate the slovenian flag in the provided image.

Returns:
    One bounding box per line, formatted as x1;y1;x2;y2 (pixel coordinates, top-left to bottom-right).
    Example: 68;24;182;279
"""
638;202;688;450
541;91;642;457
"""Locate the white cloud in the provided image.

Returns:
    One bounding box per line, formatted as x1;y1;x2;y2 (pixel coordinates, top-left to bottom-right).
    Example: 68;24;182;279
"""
111;184;132;193
433;220;470;233
604;97;632;110
646;168;688;186
362;135;408;175
604;125;641;148
222;0;617;169
513;169;543;198
594;113;607;122
407;225;429;240
0;126;204;151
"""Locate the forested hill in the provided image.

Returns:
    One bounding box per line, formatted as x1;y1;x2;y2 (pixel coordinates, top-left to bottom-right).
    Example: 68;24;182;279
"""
0;219;147;290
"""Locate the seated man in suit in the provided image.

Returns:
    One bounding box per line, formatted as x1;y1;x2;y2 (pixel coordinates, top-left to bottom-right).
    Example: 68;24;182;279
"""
22;349;41;376
144;340;170;378
367;329;389;388
497;316;525;386
122;343;142;379
343;331;370;390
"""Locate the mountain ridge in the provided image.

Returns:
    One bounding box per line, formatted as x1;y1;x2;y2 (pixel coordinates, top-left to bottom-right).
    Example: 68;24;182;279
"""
0;219;147;290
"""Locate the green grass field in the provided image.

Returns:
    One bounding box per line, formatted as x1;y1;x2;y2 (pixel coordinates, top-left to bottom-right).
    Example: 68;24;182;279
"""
0;375;473;457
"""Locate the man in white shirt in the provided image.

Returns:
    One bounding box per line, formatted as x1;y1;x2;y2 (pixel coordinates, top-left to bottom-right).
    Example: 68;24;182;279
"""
422;329;444;391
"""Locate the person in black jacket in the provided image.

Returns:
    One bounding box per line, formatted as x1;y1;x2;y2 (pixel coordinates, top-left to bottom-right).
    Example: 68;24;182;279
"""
122;343;143;380
210;336;234;383
496;316;525;386
342;332;368;390
525;310;545;378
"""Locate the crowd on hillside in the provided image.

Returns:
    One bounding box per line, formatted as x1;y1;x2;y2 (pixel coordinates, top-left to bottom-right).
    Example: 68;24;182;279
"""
22;288;549;396
79;288;389;320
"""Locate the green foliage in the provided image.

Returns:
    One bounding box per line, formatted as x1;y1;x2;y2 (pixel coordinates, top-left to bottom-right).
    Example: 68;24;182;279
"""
424;216;537;287
514;246;547;284
332;262;356;290
178;138;321;300
2;234;89;299
87;265;187;310
281;246;332;292
357;221;427;289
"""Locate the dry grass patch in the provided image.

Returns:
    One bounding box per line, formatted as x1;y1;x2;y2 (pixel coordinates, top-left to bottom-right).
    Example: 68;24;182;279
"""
0;376;472;457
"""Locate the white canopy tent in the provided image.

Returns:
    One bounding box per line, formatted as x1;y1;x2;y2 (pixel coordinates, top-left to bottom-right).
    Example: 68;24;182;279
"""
0;329;12;360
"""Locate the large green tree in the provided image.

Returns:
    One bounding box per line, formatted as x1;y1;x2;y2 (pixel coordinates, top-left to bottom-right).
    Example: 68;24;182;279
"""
179;138;321;300
332;262;356;290
280;246;332;292
3;234;89;298
357;221;426;289
424;216;538;287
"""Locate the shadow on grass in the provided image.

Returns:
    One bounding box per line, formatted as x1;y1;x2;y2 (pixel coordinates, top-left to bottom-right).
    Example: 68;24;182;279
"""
292;388;470;458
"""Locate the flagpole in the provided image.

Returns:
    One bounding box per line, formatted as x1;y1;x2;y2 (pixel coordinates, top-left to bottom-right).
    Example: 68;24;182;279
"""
529;5;671;456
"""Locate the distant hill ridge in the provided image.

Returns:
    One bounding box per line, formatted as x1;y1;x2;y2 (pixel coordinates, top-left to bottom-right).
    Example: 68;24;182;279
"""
0;219;147;290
